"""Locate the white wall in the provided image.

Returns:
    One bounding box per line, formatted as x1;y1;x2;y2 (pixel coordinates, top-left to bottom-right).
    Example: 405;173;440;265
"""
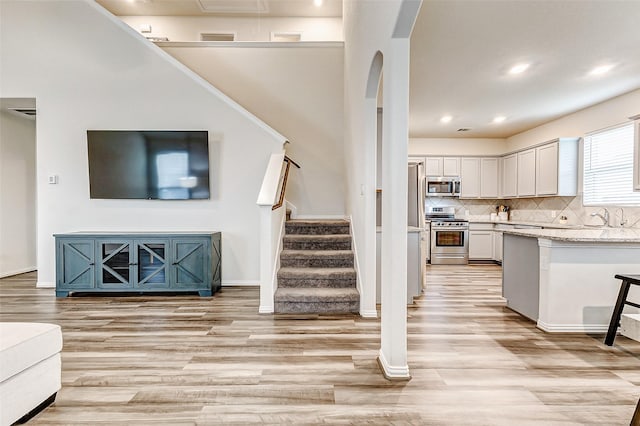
0;0;285;286
507;89;640;152
409;137;507;156
0;109;37;277
119;16;343;42
162;44;346;217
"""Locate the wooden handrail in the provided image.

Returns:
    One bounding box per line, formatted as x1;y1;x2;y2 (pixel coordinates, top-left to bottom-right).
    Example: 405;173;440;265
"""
272;156;300;210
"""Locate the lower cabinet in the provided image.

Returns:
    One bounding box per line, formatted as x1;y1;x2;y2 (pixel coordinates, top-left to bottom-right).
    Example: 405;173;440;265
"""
56;232;221;297
469;230;494;260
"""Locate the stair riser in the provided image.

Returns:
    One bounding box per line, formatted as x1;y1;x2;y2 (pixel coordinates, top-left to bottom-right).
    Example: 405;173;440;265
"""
285;225;350;235
275;301;359;314
283;241;351;250
278;278;356;289
280;258;354;268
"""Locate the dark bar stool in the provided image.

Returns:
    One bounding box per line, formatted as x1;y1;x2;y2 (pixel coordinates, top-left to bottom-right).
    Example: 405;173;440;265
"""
605;274;640;346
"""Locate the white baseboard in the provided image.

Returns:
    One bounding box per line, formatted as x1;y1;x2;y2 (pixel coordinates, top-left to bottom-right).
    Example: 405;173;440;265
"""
293;215;348;220
360;309;378;318
222;281;259;287
0;267;36;279
259;305;274;314
377;349;411;380
537;320;609;333
36;281;55;288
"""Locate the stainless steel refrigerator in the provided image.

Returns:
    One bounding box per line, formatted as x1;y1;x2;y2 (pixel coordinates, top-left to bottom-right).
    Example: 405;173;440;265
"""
408;159;428;294
407;160;425;229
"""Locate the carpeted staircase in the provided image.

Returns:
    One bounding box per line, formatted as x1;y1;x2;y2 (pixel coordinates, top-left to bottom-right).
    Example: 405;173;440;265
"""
274;219;360;314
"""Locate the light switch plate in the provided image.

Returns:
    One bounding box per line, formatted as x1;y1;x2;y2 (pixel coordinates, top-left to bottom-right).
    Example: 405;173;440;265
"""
48;175;58;184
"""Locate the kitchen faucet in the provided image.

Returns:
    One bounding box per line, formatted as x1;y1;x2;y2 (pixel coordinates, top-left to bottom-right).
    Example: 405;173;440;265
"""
591;208;610;227
617;208;628;227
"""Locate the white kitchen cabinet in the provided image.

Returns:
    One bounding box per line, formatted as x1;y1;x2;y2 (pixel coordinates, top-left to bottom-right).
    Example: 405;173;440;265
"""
480;157;499;198
443;157;461;176
460;158;480;198
517;149;536;197
493;230;503;262
425;157;442;176
502;153;518;198
425;156;460;176
469;223;494;260
535;138;579;196
461;157;499;199
536;142;558;195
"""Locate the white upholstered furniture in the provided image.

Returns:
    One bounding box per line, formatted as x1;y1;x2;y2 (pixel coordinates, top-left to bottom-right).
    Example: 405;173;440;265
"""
0;322;62;425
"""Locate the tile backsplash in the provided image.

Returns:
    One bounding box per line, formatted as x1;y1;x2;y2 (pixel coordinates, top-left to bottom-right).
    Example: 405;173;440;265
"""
426;195;640;228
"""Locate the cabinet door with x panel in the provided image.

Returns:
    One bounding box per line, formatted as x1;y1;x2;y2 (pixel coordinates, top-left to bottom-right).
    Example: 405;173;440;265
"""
56;239;95;297
171;238;211;295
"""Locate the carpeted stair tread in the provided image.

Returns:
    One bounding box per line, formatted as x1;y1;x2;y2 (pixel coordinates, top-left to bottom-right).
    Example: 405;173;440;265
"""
280;249;353;259
275;287;359;302
285;220;350;235
283;234;351;250
283;235;351;242
278;267;355;279
286;219;349;226
280;249;354;268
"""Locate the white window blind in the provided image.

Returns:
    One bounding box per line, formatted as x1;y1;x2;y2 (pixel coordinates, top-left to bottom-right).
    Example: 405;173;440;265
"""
583;122;639;205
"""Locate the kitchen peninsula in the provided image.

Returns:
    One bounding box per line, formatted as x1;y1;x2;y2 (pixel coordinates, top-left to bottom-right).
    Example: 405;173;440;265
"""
502;228;640;333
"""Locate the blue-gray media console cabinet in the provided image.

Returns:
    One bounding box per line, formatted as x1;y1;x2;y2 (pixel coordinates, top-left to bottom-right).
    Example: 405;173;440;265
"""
54;232;221;297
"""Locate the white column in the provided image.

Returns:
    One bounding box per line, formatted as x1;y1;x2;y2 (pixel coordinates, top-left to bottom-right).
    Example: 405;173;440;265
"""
258;205;275;313
359;97;380;318
379;37;410;380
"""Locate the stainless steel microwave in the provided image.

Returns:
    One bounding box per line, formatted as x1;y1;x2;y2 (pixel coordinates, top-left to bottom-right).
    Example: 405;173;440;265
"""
426;176;461;197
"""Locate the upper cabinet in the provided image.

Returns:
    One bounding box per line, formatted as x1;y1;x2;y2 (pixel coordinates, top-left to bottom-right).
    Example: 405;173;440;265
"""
517;149;536;197
502;153;518;198
460;158;480;198
460;157;499;199
425;156;460;176
536;138;579;196
515;138;578;198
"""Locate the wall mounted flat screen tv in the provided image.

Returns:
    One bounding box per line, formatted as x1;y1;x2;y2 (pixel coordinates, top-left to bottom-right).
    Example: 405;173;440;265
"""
87;130;210;200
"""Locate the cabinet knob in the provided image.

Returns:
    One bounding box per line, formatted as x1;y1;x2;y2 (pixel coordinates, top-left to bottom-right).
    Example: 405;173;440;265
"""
129;262;138;266
89;262;95;266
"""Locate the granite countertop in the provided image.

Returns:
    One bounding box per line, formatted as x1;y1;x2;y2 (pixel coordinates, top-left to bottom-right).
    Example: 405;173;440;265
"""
466;217;579;229
503;227;640;242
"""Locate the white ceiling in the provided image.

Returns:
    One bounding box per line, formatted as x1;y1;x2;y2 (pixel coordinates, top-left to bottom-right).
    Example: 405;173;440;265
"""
410;1;640;138
96;0;640;139
95;0;343;17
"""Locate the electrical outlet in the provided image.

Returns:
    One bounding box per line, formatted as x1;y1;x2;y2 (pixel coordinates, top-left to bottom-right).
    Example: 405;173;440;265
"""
551;210;557;218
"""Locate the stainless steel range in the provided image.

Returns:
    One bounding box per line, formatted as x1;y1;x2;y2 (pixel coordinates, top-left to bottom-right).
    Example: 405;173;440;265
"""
426;207;469;265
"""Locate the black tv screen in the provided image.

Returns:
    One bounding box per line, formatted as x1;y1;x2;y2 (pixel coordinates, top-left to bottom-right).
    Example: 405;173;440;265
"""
87;130;210;200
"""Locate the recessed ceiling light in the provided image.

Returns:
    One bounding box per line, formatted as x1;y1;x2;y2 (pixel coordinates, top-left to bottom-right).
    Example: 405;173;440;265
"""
509;63;530;75
493;116;506;124
589;64;615;75
314;0;323;6
440;115;452;123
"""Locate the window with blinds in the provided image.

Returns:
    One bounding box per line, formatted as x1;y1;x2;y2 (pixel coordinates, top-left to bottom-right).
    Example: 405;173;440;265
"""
583;122;639;205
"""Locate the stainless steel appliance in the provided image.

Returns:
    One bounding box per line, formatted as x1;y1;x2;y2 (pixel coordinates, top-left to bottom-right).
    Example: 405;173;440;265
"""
426;177;460;197
427;207;469;265
408;160;426;228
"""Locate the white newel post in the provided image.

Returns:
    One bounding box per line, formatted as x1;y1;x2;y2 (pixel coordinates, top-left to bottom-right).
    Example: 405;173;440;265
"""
379;37;411;380
258;205;275;313
257;152;286;314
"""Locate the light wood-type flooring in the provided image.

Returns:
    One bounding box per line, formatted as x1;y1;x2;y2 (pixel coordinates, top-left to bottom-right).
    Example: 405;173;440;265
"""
2;265;640;425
